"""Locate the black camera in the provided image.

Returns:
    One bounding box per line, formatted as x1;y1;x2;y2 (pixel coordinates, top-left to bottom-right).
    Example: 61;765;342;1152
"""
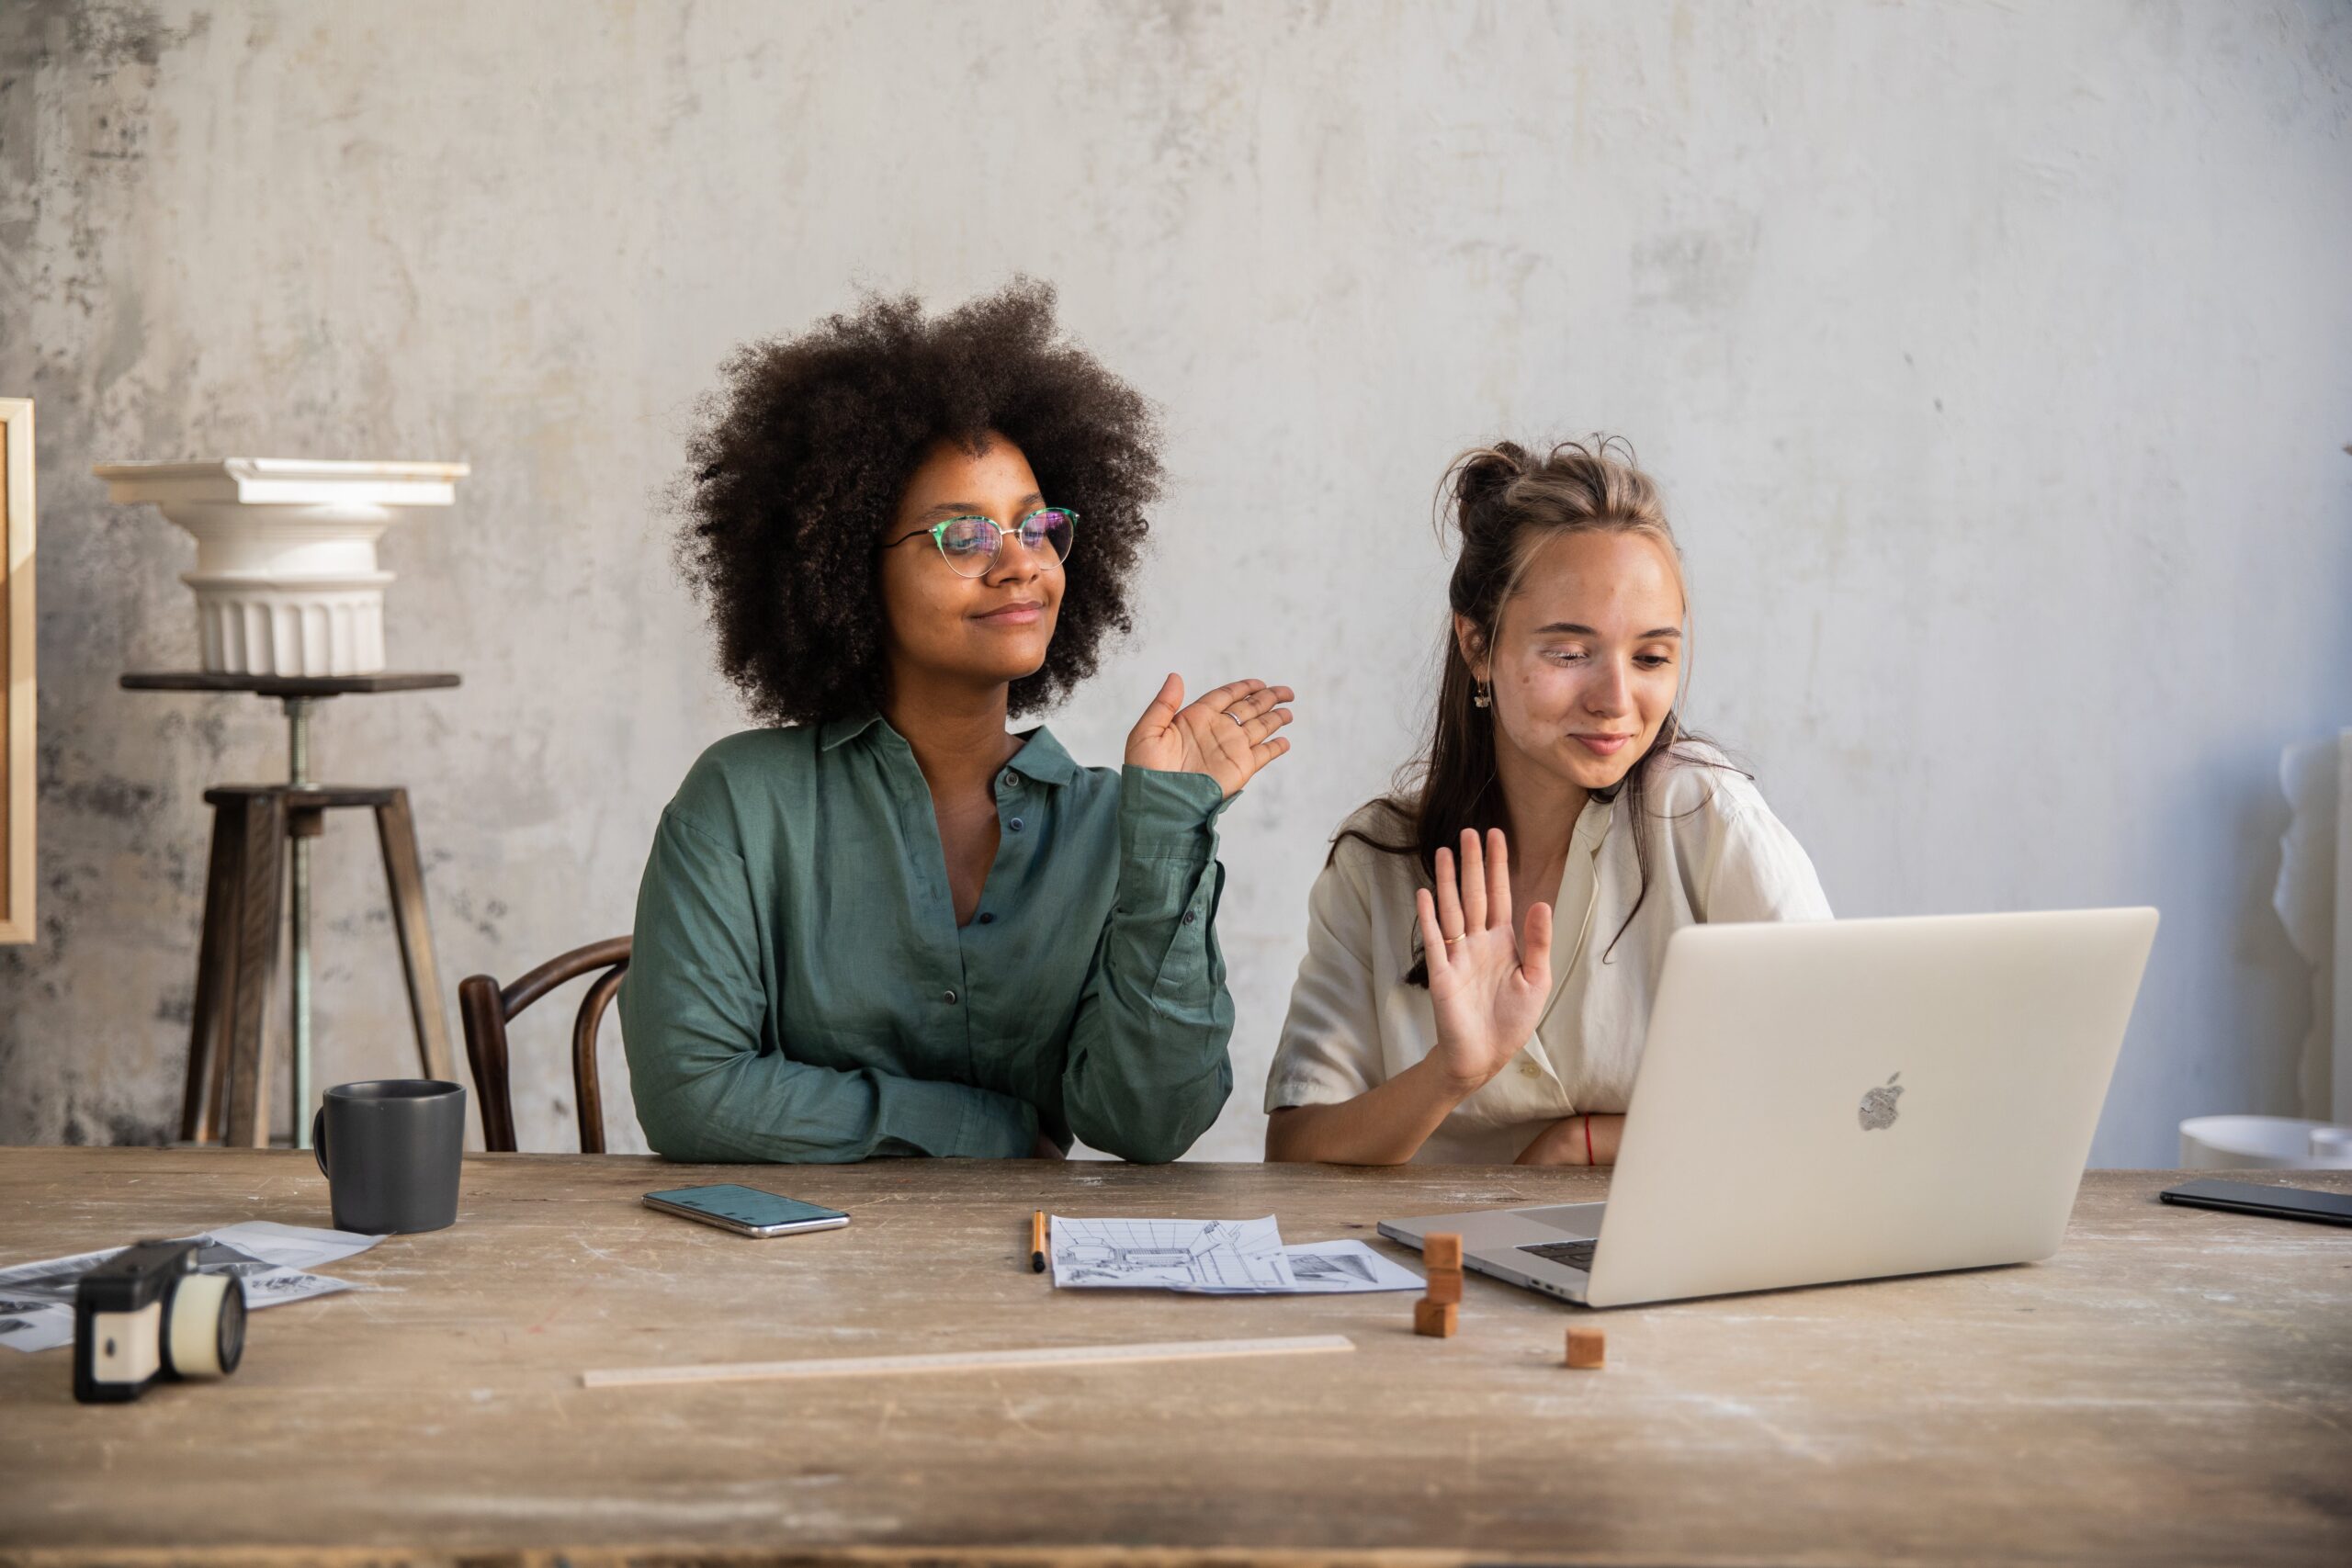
73;1239;247;1404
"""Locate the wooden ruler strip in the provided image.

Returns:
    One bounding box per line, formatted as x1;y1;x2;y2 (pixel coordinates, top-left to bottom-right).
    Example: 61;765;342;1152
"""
582;1333;1355;1390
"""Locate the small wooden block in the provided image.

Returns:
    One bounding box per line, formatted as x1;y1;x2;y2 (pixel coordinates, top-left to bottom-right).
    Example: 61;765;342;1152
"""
1566;1326;1605;1369
1413;1300;1458;1338
1421;1267;1463;1304
1422;1233;1464;1270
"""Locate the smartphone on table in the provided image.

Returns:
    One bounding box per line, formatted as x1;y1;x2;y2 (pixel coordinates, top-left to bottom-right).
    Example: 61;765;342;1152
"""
2157;1178;2352;1228
643;1183;851;1237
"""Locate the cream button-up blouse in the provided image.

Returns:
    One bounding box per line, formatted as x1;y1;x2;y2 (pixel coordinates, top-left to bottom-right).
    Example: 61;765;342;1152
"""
1265;745;1833;1163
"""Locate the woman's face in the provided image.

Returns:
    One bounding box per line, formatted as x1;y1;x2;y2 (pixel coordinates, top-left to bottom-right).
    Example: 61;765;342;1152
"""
877;434;1065;698
1464;527;1685;797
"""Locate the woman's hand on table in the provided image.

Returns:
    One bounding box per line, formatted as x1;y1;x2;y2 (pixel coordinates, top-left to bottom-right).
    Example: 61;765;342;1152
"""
1418;828;1554;1095
1515;1113;1625;1167
1124;675;1295;799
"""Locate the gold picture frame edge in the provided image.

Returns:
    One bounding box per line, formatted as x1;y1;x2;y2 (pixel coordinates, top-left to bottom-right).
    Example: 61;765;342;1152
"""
1;397;34;943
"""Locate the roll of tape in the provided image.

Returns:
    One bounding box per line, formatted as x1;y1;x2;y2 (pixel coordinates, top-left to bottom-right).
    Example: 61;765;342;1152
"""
165;1273;232;1379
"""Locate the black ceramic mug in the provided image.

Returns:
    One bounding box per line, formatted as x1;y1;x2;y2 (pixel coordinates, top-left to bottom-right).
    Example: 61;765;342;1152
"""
311;1079;466;1235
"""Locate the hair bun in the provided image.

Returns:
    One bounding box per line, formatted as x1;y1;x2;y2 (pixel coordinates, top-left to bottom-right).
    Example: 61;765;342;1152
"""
1447;442;1527;535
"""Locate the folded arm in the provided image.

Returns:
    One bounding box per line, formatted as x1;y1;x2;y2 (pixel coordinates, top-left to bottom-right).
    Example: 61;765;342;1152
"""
1265;1060;1481;1164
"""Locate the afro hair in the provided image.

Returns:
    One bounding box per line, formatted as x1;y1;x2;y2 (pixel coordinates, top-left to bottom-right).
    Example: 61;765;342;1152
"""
675;278;1164;726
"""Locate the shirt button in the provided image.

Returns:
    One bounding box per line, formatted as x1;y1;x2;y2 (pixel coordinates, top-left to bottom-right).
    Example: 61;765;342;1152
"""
1008;818;1024;832
1001;770;1020;789
943;989;959;1005
977;912;994;925
1518;1059;1542;1079
1182;911;1197;926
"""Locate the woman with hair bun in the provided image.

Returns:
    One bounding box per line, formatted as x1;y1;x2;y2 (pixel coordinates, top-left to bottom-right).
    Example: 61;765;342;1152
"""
1264;438;1826;1166
622;281;1293;1166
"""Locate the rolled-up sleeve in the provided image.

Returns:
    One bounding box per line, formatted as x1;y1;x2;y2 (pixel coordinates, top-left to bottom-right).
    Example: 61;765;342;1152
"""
1058;766;1236;1164
1265;848;1385;1111
620;807;1039;1163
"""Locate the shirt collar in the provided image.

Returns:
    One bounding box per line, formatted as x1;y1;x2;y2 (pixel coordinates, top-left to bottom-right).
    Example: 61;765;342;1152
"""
1005;726;1080;786
816;711;887;751
814;710;1080;788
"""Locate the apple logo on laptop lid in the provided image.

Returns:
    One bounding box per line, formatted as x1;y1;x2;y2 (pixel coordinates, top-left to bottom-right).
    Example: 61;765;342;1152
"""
1858;1072;1904;1132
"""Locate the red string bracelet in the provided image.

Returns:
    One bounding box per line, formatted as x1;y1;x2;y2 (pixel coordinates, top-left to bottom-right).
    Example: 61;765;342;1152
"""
1583;1114;1595;1166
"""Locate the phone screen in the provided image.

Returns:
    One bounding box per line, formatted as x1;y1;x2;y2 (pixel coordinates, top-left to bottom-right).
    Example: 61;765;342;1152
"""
644;1184;848;1228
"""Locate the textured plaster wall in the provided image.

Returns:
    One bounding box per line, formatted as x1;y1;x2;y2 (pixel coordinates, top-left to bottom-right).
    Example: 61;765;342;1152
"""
1;1;2346;1164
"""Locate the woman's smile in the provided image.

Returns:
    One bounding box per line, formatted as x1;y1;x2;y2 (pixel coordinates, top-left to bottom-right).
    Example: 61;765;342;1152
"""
972;599;1046;625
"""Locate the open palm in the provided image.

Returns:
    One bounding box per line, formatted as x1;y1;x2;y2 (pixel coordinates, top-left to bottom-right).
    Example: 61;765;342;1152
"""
1417;828;1555;1092
1124;674;1295;799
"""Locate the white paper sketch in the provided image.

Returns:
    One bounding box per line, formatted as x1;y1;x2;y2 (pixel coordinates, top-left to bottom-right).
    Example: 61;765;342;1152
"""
1191;1238;1425;1295
1049;1215;1296;1291
0;1220;381;1352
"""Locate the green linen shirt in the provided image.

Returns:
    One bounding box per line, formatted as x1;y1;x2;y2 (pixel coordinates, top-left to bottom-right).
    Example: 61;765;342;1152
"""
618;713;1236;1164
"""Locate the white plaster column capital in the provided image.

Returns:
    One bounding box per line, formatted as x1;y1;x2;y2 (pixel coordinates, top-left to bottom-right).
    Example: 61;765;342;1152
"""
94;458;469;676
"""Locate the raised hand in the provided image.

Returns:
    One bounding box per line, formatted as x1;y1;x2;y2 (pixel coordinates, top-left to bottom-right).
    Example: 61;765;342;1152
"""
1415;828;1555;1093
1123;674;1295;799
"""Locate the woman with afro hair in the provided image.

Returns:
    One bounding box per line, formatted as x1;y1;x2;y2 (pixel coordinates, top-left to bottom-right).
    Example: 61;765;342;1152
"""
619;281;1294;1164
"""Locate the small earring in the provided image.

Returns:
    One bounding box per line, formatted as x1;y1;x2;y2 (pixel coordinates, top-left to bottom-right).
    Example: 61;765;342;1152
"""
1473;682;1492;709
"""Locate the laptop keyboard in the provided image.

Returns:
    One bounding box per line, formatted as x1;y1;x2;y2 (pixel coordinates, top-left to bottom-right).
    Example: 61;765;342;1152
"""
1519;1238;1599;1271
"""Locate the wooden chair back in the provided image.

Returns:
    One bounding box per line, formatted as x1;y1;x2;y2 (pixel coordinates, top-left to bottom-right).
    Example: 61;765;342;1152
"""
458;936;630;1152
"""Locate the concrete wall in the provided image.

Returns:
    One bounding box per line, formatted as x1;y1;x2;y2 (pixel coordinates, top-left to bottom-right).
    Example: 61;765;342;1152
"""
2;0;2346;1164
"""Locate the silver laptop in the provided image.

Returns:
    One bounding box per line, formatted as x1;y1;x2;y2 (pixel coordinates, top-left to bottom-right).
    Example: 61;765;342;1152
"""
1380;908;2158;1308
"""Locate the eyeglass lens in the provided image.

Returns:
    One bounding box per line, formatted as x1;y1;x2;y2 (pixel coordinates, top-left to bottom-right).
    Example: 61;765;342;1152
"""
936;509;1075;577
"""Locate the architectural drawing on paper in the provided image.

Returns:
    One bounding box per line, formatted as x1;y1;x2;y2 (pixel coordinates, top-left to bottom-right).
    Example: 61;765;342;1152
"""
1290;1249;1377;1286
1047;1215;1295;1291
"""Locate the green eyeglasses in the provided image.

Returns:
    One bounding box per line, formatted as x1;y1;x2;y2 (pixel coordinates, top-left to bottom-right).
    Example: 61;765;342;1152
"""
882;508;1079;579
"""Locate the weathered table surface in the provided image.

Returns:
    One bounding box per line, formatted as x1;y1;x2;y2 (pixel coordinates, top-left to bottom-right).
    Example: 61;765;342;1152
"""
1;1149;2346;1567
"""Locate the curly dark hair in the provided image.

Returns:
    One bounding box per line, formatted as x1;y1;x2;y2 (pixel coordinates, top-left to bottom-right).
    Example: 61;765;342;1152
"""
675;278;1163;726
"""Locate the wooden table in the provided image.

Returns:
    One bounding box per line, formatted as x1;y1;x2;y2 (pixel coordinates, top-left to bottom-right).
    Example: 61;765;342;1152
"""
2;1150;2347;1567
